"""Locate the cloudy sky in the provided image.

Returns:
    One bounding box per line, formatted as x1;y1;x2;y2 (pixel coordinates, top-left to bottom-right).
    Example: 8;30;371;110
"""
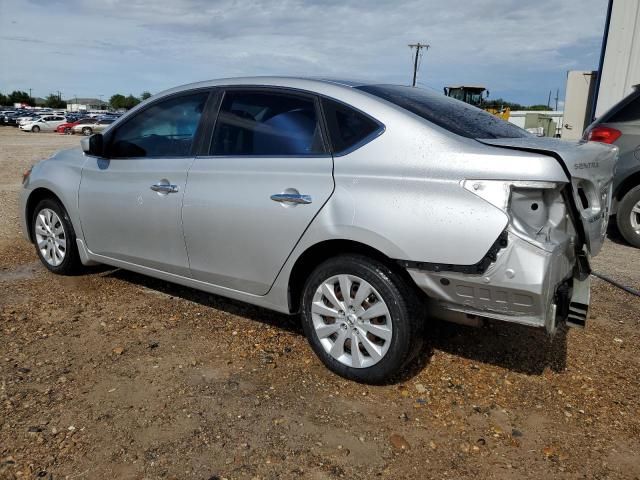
0;0;608;105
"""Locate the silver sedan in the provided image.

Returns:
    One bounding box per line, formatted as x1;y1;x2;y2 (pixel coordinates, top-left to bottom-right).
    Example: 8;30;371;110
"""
71;118;115;136
19;77;617;383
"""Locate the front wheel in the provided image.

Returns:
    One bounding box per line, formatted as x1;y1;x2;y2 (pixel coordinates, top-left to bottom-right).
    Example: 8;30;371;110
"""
31;198;83;275
32;125;40;133
301;254;423;384
616;186;640;248
82;127;92;136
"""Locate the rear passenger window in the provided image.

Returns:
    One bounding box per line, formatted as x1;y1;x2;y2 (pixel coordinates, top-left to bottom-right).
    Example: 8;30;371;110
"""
109;91;208;158
357;84;530;139
211;91;326;156
321;98;381;154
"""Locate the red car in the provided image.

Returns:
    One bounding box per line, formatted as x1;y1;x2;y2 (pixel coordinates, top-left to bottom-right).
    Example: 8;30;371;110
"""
56;118;96;134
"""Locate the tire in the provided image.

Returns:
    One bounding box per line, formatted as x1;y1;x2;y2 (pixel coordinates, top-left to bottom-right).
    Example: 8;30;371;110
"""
82;127;92;136
31;198;83;275
616;186;640;248
32;125;40;133
64;127;71;135
301;254;423;384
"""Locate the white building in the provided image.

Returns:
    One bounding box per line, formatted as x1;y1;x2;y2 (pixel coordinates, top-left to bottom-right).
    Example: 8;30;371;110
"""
65;98;108;112
560;0;639;139
594;0;640;117
508;110;564;137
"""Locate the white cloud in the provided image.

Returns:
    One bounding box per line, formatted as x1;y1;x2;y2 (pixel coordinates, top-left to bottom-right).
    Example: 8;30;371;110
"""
0;0;608;104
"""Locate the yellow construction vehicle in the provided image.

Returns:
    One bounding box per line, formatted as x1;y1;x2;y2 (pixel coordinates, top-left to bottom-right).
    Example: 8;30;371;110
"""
484;106;511;121
444;85;510;121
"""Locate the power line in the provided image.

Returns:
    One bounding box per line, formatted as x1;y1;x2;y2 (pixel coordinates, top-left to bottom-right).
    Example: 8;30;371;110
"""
408;42;429;87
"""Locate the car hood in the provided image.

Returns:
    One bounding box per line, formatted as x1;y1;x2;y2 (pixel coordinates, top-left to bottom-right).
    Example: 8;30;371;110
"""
478;137;618;256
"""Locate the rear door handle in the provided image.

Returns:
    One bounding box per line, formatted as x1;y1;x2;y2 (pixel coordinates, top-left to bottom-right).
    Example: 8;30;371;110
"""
150;183;179;194
270;193;312;204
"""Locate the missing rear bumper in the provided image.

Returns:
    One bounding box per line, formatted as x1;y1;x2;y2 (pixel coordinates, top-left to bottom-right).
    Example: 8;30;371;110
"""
407;232;588;334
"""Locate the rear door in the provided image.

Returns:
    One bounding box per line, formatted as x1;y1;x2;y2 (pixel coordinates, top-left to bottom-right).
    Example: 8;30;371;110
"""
50;116;66;130
182;88;334;295
40;116;54;131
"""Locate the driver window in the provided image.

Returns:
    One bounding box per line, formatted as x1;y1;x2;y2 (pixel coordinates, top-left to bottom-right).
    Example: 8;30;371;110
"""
109;91;208;158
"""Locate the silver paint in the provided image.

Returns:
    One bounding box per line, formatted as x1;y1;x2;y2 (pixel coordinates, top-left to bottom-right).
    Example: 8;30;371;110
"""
20;77;618;331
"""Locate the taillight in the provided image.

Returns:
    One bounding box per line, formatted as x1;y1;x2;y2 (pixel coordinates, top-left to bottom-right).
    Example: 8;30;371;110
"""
585;126;621;144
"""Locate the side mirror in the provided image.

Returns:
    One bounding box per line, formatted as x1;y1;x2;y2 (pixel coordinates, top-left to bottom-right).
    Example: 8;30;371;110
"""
81;133;104;157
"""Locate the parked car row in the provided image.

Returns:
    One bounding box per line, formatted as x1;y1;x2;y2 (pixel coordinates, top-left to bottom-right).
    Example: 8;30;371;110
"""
0;108;119;134
56;117;115;135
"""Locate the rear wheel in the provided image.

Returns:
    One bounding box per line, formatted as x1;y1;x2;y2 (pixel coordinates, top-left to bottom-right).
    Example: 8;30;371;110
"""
301;254;423;384
617;186;640;248
32;125;40;133
82;127;92;136
31;198;83;275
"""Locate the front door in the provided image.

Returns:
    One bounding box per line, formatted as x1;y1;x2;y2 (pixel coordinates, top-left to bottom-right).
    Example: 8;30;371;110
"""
78;90;211;276
182;89;334;295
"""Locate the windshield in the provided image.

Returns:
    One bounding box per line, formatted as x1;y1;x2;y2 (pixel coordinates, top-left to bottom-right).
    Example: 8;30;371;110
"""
357;84;529;139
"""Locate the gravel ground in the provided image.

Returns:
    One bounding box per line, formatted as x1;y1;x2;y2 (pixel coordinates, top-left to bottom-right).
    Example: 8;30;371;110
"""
1;127;639;480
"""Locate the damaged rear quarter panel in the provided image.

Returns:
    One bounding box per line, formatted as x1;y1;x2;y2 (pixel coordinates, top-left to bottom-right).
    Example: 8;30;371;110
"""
314;113;569;266
478;137;618;255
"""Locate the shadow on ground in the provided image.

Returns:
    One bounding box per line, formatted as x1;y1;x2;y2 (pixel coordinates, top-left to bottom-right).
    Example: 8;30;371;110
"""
606;217;631;246
104;268;303;335
425;320;567;375
102;267;567;381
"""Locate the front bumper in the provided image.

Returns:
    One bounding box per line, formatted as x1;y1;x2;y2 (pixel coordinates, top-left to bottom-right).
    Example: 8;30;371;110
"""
407;232;587;333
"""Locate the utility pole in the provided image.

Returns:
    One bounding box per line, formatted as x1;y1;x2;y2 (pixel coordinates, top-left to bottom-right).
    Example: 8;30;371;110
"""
554;88;559;111
547;90;552;108
408;42;429;87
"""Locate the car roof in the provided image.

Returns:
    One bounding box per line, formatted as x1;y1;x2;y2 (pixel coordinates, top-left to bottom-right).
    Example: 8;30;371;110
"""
152;76;387;100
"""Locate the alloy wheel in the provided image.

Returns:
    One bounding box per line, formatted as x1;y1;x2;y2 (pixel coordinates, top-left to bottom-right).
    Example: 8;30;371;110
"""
631;200;640;234
311;274;392;369
34;208;67;267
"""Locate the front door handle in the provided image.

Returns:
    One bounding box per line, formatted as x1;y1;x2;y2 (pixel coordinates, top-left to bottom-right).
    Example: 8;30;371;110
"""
270;193;312;204
150;182;179;194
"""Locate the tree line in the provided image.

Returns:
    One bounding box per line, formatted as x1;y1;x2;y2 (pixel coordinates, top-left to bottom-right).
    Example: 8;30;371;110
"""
483;98;552;111
109;92;151;110
0;90;153;110
0;91;35;107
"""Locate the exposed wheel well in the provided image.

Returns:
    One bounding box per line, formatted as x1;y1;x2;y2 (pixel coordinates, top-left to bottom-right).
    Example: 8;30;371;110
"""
25;188;63;243
615;171;640;202
287;239;424;313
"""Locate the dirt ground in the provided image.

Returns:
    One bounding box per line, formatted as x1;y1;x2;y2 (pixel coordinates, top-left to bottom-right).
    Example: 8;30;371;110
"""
1;127;639;480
